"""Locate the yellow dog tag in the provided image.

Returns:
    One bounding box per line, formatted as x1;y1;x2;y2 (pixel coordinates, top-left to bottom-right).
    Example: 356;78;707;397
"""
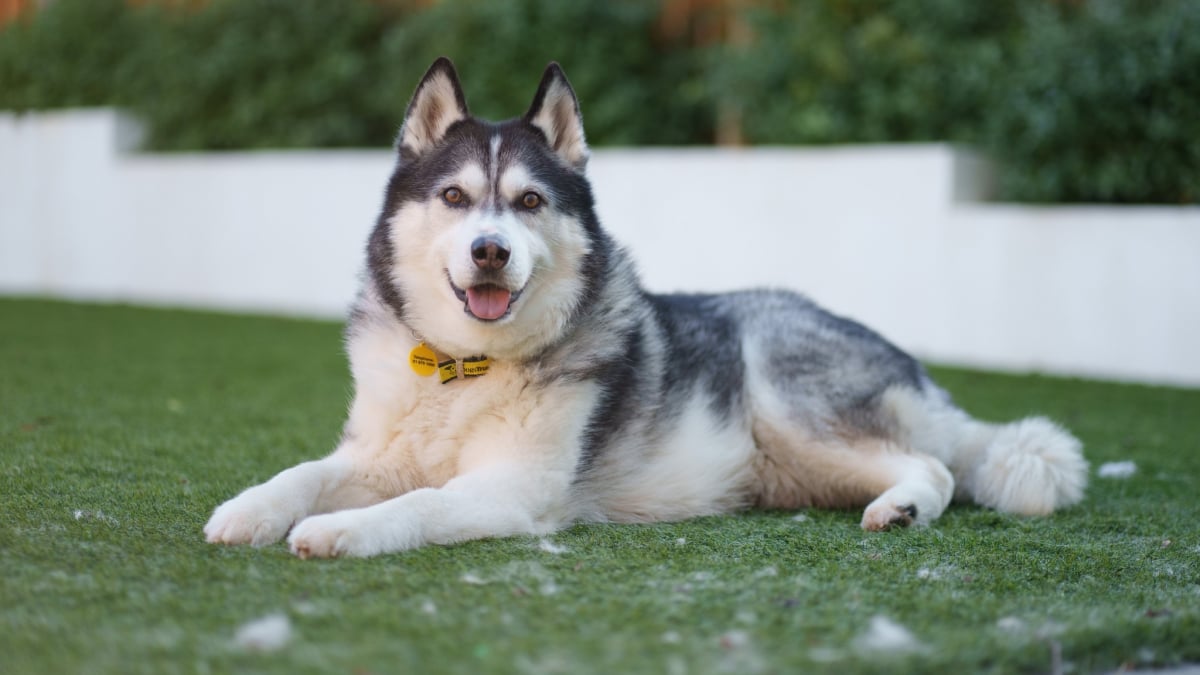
408;343;438;377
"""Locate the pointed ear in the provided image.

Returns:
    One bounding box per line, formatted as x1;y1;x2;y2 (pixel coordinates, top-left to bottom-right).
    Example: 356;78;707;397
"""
398;57;469;157
523;63;588;170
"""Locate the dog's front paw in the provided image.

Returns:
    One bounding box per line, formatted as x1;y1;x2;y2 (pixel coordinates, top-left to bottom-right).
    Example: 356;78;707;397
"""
204;488;298;547
287;512;369;559
288;509;418;559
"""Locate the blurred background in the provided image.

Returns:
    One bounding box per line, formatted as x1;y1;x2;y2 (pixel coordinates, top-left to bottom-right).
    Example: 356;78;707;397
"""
0;0;1197;385
2;0;1197;202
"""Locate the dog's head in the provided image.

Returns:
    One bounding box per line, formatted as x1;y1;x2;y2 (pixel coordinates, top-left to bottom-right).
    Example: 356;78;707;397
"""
368;58;606;360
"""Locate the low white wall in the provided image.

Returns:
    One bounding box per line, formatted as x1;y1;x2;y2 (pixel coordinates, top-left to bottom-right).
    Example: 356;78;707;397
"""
2;109;1198;386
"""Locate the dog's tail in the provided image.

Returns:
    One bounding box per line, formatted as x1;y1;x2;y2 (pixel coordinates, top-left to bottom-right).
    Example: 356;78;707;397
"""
887;387;1088;515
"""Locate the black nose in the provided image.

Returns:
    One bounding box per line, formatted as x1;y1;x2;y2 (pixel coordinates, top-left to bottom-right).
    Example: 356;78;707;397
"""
471;235;510;271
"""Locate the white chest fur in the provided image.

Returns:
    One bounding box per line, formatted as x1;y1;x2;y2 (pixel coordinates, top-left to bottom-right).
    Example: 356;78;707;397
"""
339;319;594;499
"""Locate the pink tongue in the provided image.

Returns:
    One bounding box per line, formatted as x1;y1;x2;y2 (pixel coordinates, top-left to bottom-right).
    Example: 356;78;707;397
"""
466;286;512;320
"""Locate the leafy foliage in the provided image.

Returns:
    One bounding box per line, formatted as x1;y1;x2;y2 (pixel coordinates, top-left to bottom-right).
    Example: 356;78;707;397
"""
128;0;398;150
376;0;711;147
0;0;705;150
0;0;146;109
715;0;1023;144
981;0;1200;203
0;0;1196;202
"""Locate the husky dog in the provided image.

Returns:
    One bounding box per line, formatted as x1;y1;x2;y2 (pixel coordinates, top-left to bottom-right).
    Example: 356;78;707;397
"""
205;58;1087;558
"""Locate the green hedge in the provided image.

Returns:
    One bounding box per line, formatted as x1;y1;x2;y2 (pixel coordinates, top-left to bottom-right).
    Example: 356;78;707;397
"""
0;0;1196;203
982;0;1200;204
0;0;707;150
713;1;1023;145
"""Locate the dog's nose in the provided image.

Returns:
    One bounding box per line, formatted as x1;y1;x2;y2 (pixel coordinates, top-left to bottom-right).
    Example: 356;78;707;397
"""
471;235;511;271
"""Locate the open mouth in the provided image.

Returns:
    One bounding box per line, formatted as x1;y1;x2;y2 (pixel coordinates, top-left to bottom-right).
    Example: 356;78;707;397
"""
448;275;523;322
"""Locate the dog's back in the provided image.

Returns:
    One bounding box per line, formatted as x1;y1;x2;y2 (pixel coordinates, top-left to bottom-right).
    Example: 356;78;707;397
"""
571;286;1086;529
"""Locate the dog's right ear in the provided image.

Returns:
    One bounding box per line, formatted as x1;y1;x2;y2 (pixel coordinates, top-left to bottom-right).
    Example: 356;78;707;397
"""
398;57;469;157
524;62;588;171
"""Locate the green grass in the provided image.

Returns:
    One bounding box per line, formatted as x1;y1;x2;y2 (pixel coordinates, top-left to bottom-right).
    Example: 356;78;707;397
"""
2;297;1197;675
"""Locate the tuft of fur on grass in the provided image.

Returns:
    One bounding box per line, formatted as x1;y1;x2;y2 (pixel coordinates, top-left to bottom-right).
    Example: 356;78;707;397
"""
996;616;1026;633
1097;461;1137;479
537;538;568;554
72;509;118;525
233;613;291;652
856;616;924;654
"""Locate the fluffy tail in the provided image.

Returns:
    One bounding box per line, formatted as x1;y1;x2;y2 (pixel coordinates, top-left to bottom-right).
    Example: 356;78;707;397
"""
887;388;1089;516
962;416;1088;515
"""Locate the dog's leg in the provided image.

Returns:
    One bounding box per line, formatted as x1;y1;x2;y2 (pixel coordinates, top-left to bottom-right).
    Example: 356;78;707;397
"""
287;460;567;559
753;422;955;528
284;378;599;558
859;451;955;531
204;450;384;547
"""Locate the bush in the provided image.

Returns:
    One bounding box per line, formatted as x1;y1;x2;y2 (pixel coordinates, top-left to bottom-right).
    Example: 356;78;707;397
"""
715;0;1200;203
375;0;711;147
0;0;147;110
0;0;706;150
713;0;1023;144
982;0;1200;203
0;0;399;150
127;0;397;150
1;0;1197;203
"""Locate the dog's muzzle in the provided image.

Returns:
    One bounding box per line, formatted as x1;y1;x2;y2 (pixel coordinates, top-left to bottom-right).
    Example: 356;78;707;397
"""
447;270;523;322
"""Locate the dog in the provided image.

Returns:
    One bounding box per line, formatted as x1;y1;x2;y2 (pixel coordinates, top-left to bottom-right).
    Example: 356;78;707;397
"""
204;58;1088;558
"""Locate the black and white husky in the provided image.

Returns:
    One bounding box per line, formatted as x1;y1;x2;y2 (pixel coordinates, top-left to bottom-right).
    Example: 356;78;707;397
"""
205;59;1087;558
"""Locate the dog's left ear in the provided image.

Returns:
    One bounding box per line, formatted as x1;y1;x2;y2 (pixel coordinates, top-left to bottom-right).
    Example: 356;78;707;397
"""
524;63;588;171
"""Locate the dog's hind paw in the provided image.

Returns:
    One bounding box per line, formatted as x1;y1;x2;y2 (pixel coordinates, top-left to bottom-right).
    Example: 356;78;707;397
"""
861;501;917;531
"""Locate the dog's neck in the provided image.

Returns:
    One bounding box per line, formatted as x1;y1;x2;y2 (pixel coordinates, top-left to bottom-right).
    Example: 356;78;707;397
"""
407;333;490;385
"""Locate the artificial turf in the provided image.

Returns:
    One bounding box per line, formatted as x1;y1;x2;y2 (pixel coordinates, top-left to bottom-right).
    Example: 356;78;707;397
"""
1;297;1197;675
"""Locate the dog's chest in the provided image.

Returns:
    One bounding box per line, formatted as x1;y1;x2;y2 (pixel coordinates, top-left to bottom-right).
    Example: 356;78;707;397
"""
361;359;535;488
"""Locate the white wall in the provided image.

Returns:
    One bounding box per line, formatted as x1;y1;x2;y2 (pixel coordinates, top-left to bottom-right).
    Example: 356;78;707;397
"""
2;109;1198;386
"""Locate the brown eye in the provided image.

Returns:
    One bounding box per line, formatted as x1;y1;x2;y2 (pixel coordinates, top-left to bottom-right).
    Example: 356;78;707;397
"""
521;192;541;209
443;187;464;205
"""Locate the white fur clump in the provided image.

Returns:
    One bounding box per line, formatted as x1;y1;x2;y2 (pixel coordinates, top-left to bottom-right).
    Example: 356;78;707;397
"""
754;566;778;578
971;417;1088;516
855;616;923;654
233;612;292;652
537;538;568;554
996;616;1026;632
916;563;959;581
1097;461;1137;479
73;509;118;525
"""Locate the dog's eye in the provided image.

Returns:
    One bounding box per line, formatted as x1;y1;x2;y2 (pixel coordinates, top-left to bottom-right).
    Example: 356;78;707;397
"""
443;187;464;205
521;192;541;209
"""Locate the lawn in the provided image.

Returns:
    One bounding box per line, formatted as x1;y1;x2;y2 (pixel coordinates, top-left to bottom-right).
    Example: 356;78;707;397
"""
1;298;1197;675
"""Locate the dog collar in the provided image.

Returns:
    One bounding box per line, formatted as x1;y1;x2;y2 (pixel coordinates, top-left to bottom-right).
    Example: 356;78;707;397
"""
409;342;489;384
